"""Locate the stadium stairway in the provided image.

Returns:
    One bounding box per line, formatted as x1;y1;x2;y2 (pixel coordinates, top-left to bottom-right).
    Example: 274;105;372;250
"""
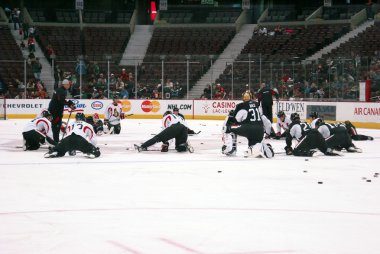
119;25;154;66
8;23;55;96
188;24;257;99
305;20;375;63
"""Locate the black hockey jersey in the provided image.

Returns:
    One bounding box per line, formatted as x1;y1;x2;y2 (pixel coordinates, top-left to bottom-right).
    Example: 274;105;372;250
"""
233;101;262;124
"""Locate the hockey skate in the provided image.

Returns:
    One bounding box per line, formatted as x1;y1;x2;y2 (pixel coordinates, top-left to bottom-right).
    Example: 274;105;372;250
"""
134;144;147;152
84;147;101;158
324;148;341;156
186;141;194;153
44;150;58;158
346;146;362;153
22;138;27;151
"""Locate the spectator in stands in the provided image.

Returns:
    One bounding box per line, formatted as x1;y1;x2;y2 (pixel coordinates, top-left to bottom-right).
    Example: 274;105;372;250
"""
95;89;107;99
22;22;29;39
151;88;160;99
120;68;129;83
11;8;21;30
75;59;87;77
28;25;35;37
27;35;35;53
96;73;107;91
119;87;129;99
92;61;100;77
26;79;35;92
213;83;226;100
109;73;117;90
258;26;267;36
14;91;25;99
46;44;55;60
274;25;283;35
36;87;49;99
203;84;211;99
31;58;42;80
19;40;26;50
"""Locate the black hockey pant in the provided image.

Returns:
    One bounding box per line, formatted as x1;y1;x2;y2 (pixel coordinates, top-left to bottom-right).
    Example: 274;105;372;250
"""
325;127;353;149
294;129;328;156
142;123;188;150
22;130;46;150
231;123;264;147
55;133;98;157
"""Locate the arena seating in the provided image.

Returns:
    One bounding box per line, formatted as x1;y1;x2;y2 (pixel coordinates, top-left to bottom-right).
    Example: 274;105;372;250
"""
138;26;236;91
216;24;350;95
0;25;34;87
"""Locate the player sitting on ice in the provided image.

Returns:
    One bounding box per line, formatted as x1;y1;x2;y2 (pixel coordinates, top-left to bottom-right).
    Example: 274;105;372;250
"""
44;113;100;159
22;110;56;151
315;119;362;153
222;91;274;158
86;113;104;135
273;111;292;139
284;113;339;156
134;110;193;153
104;98;124;134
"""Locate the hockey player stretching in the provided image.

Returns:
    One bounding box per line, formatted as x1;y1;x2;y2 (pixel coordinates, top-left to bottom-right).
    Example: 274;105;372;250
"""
44;113;100;158
134;110;192;153
222;91;274;158
104;99;124;134
22;110;56;151
285;113;338;156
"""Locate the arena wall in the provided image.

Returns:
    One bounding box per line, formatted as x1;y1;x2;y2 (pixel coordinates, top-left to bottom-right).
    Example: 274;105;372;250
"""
2;99;380;128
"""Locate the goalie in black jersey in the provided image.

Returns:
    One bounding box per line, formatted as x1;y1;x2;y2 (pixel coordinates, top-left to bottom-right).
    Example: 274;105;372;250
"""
222;91;274;158
86;113;104;135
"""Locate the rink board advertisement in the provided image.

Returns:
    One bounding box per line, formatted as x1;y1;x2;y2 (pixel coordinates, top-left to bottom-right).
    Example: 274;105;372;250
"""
2;99;380;128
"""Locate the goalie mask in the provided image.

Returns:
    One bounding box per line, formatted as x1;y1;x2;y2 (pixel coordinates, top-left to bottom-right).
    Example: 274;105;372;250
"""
242;91;252;102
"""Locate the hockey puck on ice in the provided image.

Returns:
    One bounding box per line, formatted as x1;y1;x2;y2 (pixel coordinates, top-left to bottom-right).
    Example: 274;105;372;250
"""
305;158;309;161
303;170;307;173
366;179;372;182
218;170;222;173
318;181;323;184
200;142;204;144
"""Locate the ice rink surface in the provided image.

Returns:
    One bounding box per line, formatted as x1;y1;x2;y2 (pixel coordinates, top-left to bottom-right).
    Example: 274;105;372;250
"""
0;118;380;254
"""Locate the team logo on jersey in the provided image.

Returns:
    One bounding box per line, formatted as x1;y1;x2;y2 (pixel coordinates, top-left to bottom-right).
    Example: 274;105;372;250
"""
141;100;160;113
91;101;103;110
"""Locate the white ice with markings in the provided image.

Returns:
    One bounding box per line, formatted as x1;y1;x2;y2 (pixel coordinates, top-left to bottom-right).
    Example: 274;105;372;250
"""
1;118;380;254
